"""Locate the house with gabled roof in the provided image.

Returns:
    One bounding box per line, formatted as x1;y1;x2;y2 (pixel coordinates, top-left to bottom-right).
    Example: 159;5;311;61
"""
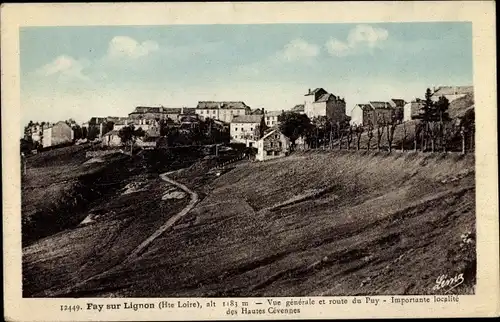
304;88;347;123
291;104;305;114
256;128;290;161
350;104;373;126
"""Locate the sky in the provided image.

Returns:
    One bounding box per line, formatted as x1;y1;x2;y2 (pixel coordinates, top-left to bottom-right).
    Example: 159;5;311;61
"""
20;22;473;134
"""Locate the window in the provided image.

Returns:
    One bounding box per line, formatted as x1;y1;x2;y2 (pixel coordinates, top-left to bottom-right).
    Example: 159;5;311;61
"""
213;110;216;114
279;142;282;148
250;128;253;131
270;142;273;147
267;151;272;156
235;128;238;131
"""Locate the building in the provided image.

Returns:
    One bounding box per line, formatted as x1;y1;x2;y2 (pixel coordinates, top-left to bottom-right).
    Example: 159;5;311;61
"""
113;119;130;131
264;110;283;127
291;104;305;114
256;129;291;161
404;100;424;122
41;121;73;148
431;86;473;102
230;114;263;146
389;99;406;123
101;130;122;147
349;104;372;126
196;101;251;123
128;106;165;120
304;88;347;123
367;101;395;125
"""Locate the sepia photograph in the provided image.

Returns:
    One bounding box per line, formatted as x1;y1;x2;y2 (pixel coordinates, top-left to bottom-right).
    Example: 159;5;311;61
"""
20;21;477;298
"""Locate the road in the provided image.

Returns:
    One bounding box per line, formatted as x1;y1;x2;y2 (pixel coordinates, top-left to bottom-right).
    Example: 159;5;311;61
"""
42;172;199;297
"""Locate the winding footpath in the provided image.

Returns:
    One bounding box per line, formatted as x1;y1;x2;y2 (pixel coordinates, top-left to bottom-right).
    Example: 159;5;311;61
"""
44;172;199;297
122;173;199;264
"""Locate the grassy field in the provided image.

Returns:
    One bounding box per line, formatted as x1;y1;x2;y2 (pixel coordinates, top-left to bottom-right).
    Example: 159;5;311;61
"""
37;149;475;297
21;144;146;246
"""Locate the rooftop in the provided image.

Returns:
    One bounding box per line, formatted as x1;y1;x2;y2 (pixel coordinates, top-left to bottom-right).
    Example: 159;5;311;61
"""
369;101;392;109
197;101;250;110
231;115;263;124
432;86;473;96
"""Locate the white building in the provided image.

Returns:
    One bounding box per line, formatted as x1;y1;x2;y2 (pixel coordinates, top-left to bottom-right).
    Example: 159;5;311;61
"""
101;130;122;147
349;104;372;126
304;88;347;123
230;115;263;147
404;101;424;122
41;121;73;148
196;101;250;123
264;110;283;127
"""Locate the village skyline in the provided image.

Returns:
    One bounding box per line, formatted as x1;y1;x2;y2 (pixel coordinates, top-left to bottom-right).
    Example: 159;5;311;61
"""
20;22;473;135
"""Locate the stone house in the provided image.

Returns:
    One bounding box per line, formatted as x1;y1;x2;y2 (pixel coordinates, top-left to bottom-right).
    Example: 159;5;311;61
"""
366;101;395;125
230;114;264;147
256;129;291;161
304;88;347;123
41;121;73;148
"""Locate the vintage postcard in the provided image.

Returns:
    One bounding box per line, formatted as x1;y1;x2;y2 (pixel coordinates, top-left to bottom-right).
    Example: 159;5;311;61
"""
2;1;499;321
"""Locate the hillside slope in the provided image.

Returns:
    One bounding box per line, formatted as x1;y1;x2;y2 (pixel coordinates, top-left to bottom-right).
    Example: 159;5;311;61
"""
49;150;475;297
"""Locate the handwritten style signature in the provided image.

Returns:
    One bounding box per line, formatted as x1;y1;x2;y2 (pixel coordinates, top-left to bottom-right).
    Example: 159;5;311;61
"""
432;273;465;293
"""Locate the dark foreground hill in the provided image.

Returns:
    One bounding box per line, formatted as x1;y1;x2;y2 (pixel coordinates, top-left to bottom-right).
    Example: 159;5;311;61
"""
24;150;475;297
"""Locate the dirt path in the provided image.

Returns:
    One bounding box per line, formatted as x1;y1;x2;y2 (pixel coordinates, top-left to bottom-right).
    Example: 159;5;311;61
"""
122;173;199;263
44;172;199;297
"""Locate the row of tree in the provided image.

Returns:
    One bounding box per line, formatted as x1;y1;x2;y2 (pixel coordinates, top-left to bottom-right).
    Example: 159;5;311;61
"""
277;88;474;154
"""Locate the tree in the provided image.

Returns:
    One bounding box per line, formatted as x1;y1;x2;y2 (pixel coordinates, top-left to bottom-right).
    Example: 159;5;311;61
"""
376;115;386;151
72;125;83;141
414;121;423;152
118;125;146;154
355;125;364;150
401;121;407;152
279;113;312;149
367;121;374;151
103;121;114;136
346;125;354;150
386;119;397;152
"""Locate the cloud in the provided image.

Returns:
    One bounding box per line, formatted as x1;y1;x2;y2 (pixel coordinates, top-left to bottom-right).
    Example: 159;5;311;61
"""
280;38;320;62
106;36;159;59
326;25;389;57
36;55;90;81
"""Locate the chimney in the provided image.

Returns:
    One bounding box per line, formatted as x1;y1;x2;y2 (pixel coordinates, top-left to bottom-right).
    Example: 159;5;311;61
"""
433;86;436;93
181;106;184;115
308;88;311;94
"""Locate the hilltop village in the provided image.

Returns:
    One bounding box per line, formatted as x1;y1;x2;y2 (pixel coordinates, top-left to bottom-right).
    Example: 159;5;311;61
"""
21;85;474;161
